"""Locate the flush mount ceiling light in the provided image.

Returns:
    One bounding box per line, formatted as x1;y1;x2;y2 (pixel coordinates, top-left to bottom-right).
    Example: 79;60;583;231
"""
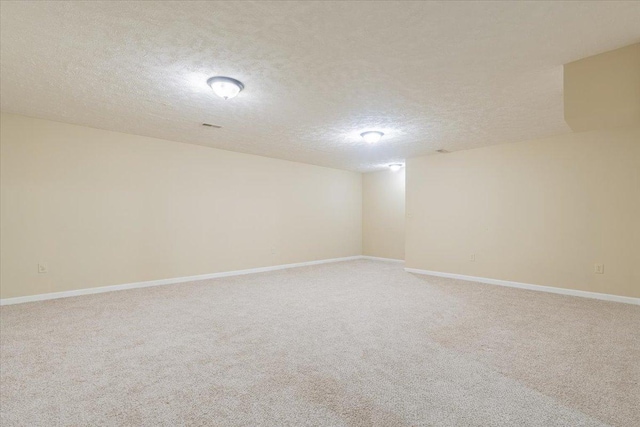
207;76;244;100
360;131;384;144
388;163;404;172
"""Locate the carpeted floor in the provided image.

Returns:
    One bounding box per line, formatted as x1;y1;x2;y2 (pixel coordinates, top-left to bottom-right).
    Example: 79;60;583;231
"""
1;260;638;426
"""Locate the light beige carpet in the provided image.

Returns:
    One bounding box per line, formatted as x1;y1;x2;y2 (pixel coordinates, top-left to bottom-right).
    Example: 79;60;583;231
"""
1;260;638;426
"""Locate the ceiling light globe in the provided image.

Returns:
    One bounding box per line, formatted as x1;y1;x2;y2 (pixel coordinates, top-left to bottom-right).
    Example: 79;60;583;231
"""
360;131;384;144
389;163;404;172
207;76;244;100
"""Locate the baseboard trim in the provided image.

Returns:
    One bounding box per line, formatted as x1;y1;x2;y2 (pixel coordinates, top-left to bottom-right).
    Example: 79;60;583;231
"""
0;256;363;306
360;256;404;263
405;268;639;305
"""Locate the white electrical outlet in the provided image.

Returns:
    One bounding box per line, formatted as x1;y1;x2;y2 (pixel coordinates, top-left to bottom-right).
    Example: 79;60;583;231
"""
594;264;604;274
470;254;476;262
38;263;48;274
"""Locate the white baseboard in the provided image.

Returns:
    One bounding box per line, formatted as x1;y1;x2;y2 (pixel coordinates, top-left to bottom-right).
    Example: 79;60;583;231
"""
360;256;404;263
405;268;639;305
0;256;363;306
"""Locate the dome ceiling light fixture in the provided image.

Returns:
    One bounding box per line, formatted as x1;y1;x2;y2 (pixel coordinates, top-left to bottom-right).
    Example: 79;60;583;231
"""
207;76;244;100
388;163;404;172
360;131;384;144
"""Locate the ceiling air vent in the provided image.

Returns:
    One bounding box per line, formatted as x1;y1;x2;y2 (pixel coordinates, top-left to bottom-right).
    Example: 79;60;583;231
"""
202;123;222;128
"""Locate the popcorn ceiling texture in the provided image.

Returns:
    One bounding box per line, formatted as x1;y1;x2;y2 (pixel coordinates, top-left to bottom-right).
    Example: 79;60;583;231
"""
1;260;638;426
1;1;639;171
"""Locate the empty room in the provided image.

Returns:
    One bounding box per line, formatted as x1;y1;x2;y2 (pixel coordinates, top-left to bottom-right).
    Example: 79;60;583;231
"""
1;1;639;426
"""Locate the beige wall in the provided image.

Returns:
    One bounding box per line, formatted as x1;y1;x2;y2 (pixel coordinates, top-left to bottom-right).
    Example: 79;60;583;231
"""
406;126;640;298
362;169;405;260
564;43;640;132
0;113;362;299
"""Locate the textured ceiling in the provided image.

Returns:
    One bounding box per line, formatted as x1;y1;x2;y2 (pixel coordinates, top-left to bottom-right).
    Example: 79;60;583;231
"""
1;1;639;172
